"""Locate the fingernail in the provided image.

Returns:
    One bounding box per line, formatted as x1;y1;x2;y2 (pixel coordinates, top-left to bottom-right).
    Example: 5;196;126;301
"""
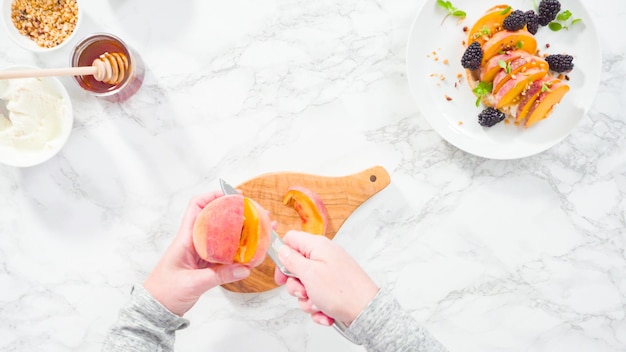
233;266;250;279
320;317;332;326
295;291;304;298
311;304;319;311
278;245;292;262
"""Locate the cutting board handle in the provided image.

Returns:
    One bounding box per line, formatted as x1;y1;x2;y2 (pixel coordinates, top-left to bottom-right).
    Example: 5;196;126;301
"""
221;165;391;293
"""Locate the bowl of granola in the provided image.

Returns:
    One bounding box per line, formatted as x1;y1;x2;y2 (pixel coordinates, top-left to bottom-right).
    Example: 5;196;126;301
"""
1;0;81;53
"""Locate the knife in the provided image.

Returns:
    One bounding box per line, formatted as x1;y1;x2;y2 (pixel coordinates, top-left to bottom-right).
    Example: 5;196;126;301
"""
219;178;295;277
218;179;359;345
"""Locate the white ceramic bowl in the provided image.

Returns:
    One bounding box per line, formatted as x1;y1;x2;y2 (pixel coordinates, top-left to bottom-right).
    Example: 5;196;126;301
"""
0;65;74;167
1;0;82;53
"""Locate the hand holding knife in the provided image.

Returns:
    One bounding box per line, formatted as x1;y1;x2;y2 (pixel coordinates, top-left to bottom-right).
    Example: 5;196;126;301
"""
219;179;359;345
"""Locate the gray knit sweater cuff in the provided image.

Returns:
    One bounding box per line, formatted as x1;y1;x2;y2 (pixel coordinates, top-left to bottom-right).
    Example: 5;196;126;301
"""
101;284;189;352
345;288;448;352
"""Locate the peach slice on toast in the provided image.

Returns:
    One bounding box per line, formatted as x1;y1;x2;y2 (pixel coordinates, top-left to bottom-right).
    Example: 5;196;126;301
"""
494;67;547;108
492;56;549;94
525;82;570;127
480;50;529;83
467;5;510;46
481;30;537;65
516;77;556;122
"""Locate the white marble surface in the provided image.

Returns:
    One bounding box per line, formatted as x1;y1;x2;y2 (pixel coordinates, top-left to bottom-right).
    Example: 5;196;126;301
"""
1;0;625;351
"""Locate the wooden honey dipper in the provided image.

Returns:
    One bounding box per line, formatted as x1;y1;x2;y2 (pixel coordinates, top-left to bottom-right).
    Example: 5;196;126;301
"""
0;52;129;85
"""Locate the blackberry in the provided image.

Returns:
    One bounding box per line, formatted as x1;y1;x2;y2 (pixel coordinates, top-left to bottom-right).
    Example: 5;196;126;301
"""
525;10;539;35
461;42;483;70
545;54;574;72
538;0;561;26
503;10;527;31
478;107;506;127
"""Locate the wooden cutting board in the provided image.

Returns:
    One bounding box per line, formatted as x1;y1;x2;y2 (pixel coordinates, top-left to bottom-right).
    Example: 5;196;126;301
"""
221;165;390;293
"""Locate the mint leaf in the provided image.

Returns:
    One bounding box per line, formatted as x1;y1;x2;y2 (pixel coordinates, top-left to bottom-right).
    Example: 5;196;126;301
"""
549;22;563;31
500;6;511;15
437;0;452;11
498;60;512;74
437;0;466;22
472;81;493;107
550;10;583;31
453;10;466;17
557;10;571;21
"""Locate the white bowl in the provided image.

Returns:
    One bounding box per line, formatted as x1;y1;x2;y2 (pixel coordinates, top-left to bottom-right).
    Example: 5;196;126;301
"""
0;65;74;167
1;0;82;53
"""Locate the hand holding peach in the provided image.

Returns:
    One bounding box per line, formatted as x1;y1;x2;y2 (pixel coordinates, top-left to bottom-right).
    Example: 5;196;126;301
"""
192;194;271;267
143;192;252;317
274;230;379;327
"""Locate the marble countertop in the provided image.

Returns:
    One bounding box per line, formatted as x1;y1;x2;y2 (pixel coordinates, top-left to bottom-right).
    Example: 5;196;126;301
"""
1;0;625;351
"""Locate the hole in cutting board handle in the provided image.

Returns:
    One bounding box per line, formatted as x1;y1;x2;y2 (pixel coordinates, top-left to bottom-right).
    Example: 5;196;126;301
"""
370;174;377;182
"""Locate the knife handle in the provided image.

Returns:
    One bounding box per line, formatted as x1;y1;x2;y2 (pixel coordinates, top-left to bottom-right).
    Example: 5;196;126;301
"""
270;234;360;344
268;231;297;277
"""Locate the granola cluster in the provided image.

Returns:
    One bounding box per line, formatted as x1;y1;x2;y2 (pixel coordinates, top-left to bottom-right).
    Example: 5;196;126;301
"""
10;0;79;49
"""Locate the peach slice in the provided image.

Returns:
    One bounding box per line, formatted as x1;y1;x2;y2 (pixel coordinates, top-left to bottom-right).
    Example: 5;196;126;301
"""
480;50;529;83
467;4;510;46
515;77;555;122
481;29;537;65
283;186;329;235
525;82;570;127
494;67;547;108
492;56;549;94
192;194;271;267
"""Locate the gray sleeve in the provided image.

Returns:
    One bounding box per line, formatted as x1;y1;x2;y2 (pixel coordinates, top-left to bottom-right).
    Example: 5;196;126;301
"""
345;288;448;352
102;284;190;352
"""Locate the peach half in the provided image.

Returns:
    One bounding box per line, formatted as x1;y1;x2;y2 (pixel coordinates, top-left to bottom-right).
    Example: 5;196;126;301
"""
192;194;271;267
283;186;329;235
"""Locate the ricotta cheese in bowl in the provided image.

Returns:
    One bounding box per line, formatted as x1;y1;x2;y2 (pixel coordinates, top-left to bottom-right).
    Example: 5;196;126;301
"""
0;67;73;167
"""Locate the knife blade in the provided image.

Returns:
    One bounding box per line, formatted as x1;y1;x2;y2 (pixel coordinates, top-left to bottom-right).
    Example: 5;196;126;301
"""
219;179;295;277
218;178;359;345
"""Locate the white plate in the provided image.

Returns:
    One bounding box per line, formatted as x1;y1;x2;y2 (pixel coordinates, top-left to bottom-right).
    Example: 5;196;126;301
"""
406;0;601;159
0;66;73;167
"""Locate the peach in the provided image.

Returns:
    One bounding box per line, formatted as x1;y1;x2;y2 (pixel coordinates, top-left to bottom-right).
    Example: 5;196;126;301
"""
480;50;528;83
515;77;554;122
492;56;549;94
481;30;537;65
283;186;329;235
192;194;271;267
494;67;547;108
467;5;510;46
525;82;570;127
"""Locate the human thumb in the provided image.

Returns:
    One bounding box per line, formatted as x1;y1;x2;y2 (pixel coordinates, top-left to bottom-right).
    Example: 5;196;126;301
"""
278;245;308;276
